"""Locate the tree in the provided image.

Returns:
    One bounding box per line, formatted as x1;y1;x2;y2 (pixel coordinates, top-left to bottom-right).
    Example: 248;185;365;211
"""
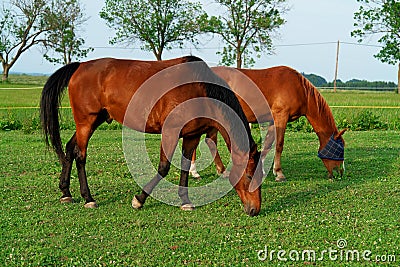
0;0;90;81
203;0;287;68
0;0;47;81
42;0;93;65
302;73;328;87
351;0;400;93
100;0;207;60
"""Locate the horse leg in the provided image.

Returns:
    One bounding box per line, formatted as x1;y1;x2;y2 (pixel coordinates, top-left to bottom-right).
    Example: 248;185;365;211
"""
59;133;77;203
189;129;225;178
273;114;288;182
132;134;178;209
73;112;108;208
73;126;97;208
179;136;201;210
205;129;226;175
260;122;276;176
189;150;201;178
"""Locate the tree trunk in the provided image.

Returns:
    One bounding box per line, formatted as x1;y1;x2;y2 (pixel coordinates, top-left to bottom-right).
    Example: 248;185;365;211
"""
155;47;163;61
397;62;399;94
236;46;242;69
2;64;10;82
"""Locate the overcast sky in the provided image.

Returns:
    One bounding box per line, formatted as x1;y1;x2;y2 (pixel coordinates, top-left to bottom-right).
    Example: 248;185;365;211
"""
12;0;398;82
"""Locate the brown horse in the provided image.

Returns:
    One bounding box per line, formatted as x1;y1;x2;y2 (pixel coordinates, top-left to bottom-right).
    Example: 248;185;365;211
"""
190;66;346;181
40;56;263;216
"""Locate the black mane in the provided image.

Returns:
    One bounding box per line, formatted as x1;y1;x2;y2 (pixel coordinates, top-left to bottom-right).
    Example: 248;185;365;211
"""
183;56;255;152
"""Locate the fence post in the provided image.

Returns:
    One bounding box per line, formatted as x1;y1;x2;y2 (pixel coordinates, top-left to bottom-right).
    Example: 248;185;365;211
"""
334;40;340;93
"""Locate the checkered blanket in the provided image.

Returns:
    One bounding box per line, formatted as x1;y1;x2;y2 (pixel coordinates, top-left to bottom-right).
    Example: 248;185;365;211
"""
318;134;344;161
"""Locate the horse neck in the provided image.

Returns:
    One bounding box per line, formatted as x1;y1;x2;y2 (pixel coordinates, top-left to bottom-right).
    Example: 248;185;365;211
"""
204;79;257;159
305;86;339;149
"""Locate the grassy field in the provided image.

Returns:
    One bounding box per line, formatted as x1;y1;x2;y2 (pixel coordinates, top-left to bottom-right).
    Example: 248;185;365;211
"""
1;130;399;266
322;90;400;131
1;75;399;265
1;86;400;132
1;74;48;86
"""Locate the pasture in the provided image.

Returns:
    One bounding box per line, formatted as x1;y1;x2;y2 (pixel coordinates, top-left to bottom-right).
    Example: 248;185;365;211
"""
1;79;399;132
1;76;400;266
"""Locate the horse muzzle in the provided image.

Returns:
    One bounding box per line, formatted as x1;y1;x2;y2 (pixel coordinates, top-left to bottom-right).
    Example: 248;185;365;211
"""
244;203;260;217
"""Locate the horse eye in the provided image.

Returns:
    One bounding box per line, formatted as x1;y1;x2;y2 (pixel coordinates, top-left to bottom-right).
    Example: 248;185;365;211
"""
246;174;252;180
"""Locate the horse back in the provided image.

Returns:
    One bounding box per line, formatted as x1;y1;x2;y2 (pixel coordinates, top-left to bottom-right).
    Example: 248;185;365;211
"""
212;66;310;123
67;57;216;134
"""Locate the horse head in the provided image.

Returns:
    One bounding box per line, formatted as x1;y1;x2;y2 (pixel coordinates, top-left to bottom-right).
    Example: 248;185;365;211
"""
230;147;263;216
319;129;346;179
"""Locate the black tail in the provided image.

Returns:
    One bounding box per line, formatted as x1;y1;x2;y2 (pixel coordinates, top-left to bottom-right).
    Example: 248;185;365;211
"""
40;62;81;161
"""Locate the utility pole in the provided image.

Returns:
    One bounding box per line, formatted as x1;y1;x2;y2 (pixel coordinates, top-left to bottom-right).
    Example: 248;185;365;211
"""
333;40;340;93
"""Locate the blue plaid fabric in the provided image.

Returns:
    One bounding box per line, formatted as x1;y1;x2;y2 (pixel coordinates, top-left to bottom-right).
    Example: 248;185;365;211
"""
318;134;344;161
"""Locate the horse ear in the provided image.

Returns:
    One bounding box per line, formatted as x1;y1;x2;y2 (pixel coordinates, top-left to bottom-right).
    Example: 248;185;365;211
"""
334;129;347;140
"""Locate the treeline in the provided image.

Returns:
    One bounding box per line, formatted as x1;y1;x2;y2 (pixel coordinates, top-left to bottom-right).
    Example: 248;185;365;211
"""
302;73;397;89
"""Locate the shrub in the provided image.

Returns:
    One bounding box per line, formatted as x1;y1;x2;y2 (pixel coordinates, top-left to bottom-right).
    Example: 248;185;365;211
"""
0;113;23;130
286;117;313;133
351;110;388;131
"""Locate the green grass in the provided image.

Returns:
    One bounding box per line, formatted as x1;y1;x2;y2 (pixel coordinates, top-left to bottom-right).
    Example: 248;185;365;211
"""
0;74;48;86
1;85;400;131
1;74;399;265
1;130;399;266
321;89;400;107
320;90;400;131
1;76;400;131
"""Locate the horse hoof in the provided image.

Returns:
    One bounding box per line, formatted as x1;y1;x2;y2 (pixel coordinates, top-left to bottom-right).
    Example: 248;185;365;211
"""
60;197;73;203
275;176;287;182
180;203;195;211
84;202;98;208
132;196;143;209
190;172;201;179
222;170;230;178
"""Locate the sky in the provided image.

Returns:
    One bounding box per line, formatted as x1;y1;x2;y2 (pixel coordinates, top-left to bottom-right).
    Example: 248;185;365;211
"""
11;0;398;83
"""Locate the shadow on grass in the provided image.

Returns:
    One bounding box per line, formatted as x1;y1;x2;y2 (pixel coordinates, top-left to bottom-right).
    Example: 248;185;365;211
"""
43;131;399;218
260;144;399;216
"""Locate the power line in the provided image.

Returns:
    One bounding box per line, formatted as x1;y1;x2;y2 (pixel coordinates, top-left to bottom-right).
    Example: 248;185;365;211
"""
84;41;384;50
340;41;384;48
275;42;337;47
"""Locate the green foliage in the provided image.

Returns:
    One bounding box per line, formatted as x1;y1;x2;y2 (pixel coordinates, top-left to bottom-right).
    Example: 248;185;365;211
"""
202;0;287;68
286;117;314;132
0;112;22;130
100;0;207;60
302;73;328;87
43;0;93;65
323;79;397;90
353;110;388;130
335;110;389;131
352;0;400;65
0;0;89;79
302;73;397;90
285;111;391;132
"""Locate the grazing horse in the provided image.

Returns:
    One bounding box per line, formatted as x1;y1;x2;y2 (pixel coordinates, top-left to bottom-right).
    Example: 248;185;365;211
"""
40;56;263;216
190;66;346;181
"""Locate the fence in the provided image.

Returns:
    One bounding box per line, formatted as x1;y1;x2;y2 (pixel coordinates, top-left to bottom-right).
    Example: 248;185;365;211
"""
319;87;397;92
